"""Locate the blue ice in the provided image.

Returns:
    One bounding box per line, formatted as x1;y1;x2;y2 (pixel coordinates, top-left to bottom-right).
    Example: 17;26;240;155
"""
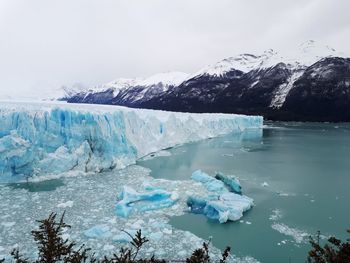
84;225;112;239
115;186;178;218
191;170;226;193
215;172;242;194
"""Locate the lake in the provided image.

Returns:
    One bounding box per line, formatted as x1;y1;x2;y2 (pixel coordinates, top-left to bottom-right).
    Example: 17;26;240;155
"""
138;122;350;263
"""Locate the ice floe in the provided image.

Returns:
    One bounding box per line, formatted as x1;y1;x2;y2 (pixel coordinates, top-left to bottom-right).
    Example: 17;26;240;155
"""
115;186;178;218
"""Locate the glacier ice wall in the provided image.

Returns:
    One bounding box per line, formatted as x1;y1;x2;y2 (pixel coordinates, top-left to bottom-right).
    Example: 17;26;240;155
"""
0;101;262;182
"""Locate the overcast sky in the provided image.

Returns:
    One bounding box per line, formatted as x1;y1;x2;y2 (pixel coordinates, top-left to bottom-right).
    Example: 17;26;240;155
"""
0;0;349;98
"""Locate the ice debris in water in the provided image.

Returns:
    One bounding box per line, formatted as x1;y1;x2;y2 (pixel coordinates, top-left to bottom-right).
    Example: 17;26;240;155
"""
271;223;309;244
215;172;242;194
269;209;282;221
187;170;253;223
115;186;178;218
0;101;262;182
0;165;261;262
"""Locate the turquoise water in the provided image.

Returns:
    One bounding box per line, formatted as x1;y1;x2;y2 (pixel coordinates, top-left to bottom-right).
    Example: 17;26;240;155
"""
8;179;64;192
138;122;350;263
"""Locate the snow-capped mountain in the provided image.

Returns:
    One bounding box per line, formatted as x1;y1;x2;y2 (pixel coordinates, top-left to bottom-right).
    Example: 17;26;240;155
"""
63;41;350;121
67;71;189;106
192;49;283;77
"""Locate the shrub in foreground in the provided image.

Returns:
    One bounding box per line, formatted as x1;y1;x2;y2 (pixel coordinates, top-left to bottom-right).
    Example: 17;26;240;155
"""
307;230;350;263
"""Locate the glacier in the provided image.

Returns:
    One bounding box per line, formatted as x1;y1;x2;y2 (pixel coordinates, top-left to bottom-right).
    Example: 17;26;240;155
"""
0;101;262;182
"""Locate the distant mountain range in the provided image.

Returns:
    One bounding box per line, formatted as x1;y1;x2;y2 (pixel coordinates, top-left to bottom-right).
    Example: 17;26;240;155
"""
62;41;350;122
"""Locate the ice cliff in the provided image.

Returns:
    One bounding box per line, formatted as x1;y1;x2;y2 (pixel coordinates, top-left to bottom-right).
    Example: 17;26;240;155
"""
0;101;262;182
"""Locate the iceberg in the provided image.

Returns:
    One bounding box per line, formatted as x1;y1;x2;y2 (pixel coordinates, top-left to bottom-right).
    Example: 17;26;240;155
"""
115;186;178;218
0;101;262;182
215;172;242;194
191;170;226;193
188;170;253;223
187;193;254;223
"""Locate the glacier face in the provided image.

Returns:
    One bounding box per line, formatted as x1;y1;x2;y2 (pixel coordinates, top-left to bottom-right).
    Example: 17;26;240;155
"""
0;101;262;182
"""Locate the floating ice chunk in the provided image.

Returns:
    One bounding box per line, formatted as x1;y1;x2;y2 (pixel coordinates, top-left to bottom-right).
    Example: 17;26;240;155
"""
1;222;16;228
162;228;172;235
112;229;138;243
113;231;134;243
189;170;253;223
215;172;242;194
115;186;178;218
57;200;74;208
150;232;163;241
177;250;187;257
61;233;70;240
103;244;115;251
130;219;144;229
187;192;254;223
84;225;111;239
261;182;269;187
191;170;226;193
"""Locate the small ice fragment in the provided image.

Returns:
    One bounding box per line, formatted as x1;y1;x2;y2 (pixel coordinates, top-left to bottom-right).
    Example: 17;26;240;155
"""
150;232;163;241
103;244;115;251
261;182;269;187
162;228;172;235
269;209;283;221
57;200;74;208
61;233;70;240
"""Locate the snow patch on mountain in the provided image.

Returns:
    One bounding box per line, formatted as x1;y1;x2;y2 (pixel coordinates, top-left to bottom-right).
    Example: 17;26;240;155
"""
282;40;344;69
137;72;189;88
193;49;284;77
270;70;304;108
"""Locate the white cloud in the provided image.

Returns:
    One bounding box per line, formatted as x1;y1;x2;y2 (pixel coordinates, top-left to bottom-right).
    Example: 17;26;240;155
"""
0;0;349;98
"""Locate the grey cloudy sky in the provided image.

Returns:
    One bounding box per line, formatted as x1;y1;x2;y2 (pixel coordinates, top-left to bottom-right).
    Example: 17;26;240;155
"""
0;0;349;98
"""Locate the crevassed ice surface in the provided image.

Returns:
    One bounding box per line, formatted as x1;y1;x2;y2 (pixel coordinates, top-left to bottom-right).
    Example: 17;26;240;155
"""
0;101;262;182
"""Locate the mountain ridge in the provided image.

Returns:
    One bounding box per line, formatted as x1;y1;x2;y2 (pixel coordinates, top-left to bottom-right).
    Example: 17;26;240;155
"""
63;41;350;122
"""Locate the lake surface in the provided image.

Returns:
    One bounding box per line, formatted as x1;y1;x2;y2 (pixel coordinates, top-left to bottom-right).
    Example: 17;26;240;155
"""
138;122;350;263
